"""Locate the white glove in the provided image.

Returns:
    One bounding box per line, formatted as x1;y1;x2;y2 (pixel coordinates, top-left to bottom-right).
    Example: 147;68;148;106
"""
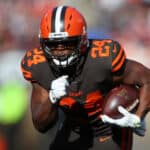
49;75;69;104
101;106;141;128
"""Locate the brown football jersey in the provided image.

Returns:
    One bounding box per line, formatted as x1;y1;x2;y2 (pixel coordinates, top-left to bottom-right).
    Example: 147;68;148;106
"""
21;39;127;136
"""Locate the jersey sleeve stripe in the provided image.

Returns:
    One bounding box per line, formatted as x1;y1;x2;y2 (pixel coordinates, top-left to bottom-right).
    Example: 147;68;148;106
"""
112;55;126;72
112;47;124;67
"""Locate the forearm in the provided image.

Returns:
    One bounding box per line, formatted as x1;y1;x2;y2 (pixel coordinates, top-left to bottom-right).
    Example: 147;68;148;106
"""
31;76;68;132
32;100;58;133
113;60;150;118
124;62;150;118
136;83;150;118
31;83;58;133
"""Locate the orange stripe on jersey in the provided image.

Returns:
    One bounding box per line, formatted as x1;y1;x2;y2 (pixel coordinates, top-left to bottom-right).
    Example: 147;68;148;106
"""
59;97;76;109
112;55;126;72
86;108;102;117
112;47;124;67
84;90;103;116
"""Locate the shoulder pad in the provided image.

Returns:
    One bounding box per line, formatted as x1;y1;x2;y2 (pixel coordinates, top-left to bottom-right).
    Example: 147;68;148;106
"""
89;39;126;74
20;48;46;82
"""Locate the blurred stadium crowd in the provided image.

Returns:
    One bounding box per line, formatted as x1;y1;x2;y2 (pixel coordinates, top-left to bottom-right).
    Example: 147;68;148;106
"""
0;0;150;150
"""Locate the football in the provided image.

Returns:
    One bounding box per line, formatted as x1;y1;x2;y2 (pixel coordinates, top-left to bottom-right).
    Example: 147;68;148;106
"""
102;84;139;119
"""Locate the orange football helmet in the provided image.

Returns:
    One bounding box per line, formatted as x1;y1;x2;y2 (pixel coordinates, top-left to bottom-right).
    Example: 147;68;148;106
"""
39;5;88;69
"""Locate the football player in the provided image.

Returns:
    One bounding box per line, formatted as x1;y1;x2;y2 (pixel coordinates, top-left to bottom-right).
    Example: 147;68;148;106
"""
21;6;150;150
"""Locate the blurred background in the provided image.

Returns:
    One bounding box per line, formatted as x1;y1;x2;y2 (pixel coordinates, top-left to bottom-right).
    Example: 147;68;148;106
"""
0;0;149;149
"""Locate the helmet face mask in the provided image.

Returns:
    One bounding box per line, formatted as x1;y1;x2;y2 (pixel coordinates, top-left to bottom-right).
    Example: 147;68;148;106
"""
39;6;88;70
40;36;82;67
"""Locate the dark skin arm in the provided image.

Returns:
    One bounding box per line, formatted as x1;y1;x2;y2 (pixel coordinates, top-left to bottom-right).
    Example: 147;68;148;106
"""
31;83;58;133
113;59;150;119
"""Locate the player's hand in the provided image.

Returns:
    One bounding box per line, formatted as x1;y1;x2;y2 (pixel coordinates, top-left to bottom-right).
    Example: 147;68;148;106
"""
49;75;69;104
101;106;141;128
